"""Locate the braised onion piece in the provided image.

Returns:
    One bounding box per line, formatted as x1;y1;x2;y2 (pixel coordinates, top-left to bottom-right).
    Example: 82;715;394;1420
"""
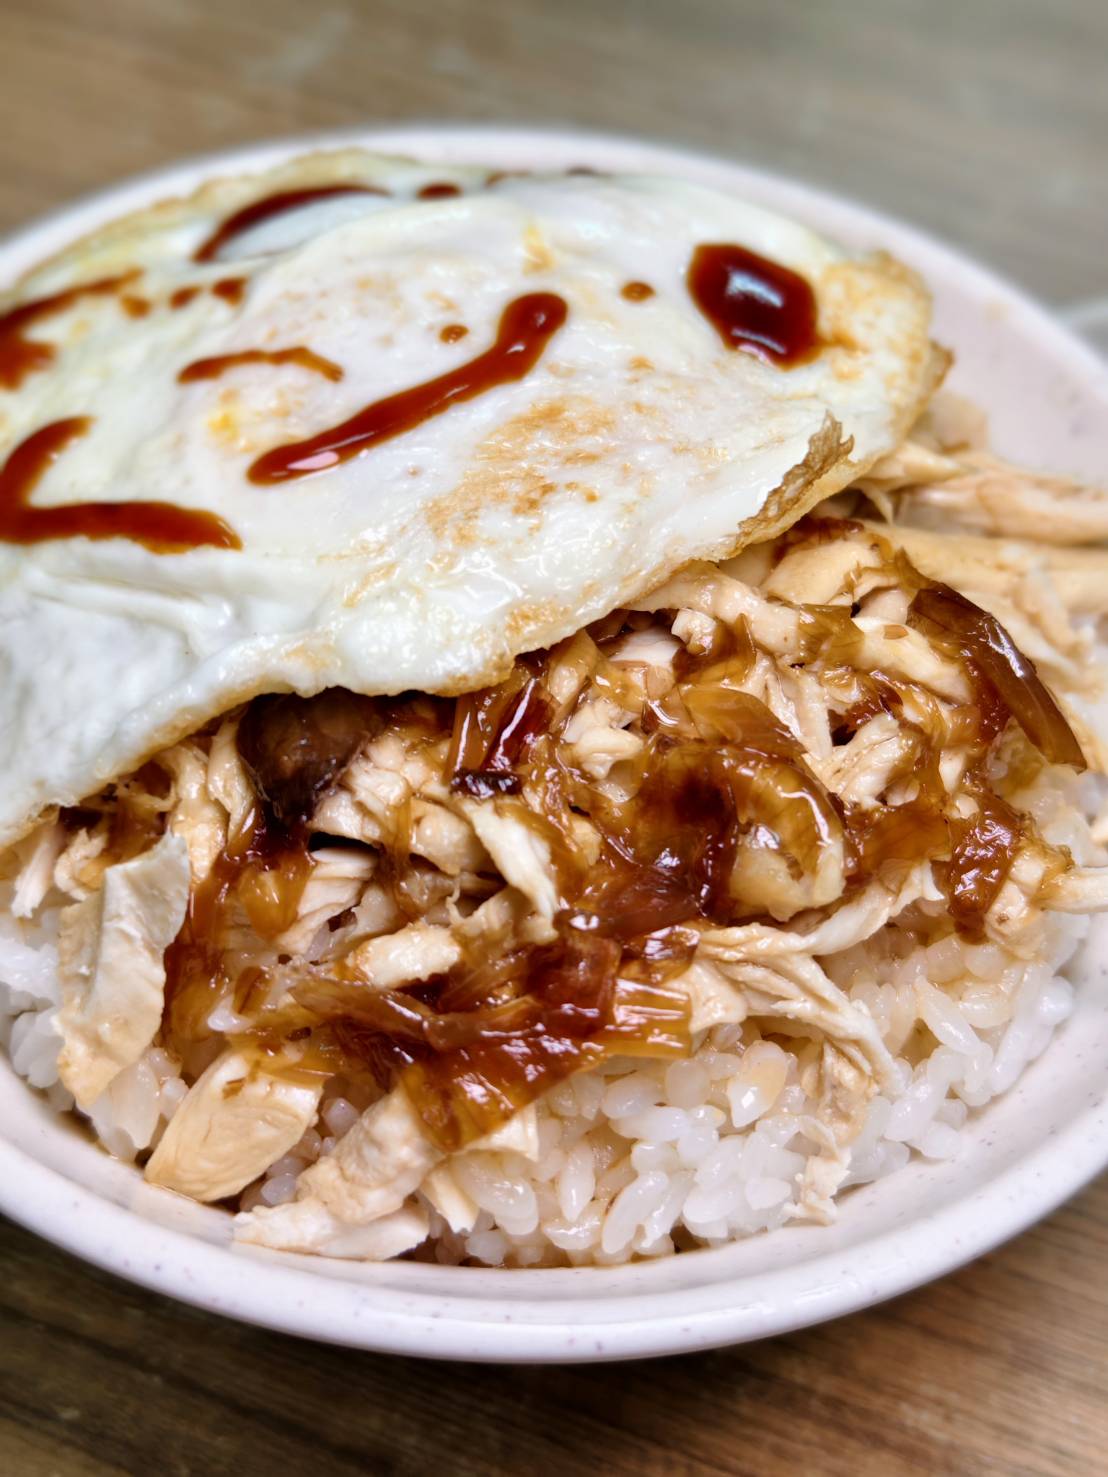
237;690;380;828
909;583;1085;769
582;690;846;926
448;669;551;797
943;788;1024;933
286;930;688;1150
162;811;312;1054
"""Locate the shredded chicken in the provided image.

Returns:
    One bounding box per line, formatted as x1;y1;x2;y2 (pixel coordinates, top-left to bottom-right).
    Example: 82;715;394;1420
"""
235;1094;540;1253
814;713;917;807
876;447;1108;546
55;832;190;1109
794;1043;873;1221
145;1048;323;1201
206;717;254;839
235;1086;441;1251
53;826;110;902
457;800;560;919
8;822;65;915
161;741;228;881
1038;865;1108;914
274;847;376;957
341;921;462;989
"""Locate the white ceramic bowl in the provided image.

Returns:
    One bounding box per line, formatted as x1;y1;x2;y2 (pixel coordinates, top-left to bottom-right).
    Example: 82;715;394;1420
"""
2;125;1107;1362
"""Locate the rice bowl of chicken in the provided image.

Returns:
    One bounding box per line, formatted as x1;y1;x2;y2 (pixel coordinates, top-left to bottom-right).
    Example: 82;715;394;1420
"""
0;126;1106;1360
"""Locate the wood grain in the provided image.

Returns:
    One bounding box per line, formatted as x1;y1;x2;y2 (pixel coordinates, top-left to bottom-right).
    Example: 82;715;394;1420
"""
0;1;1105;1472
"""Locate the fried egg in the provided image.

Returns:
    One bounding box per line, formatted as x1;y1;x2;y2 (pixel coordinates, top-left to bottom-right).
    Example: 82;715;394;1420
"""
0;149;936;846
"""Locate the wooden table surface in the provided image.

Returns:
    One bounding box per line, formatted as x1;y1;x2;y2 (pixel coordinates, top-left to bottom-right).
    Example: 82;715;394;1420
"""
1;2;1105;1472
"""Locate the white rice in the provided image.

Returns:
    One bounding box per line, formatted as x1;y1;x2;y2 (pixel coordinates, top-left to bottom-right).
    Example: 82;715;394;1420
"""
469;918;1079;1266
235;904;1086;1267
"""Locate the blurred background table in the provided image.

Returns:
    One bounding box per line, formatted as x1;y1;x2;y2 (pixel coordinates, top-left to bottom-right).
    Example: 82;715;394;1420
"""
0;2;1105;1472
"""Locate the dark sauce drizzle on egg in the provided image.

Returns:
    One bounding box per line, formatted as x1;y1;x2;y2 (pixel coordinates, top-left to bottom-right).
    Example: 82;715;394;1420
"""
192;183;390;263
687;242;820;365
0;417;240;552
0;172;825;554
247;291;569;483
178;347;344;384
0;271;141;390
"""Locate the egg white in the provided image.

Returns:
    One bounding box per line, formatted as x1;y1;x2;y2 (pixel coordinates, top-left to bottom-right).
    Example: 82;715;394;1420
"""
0;150;935;845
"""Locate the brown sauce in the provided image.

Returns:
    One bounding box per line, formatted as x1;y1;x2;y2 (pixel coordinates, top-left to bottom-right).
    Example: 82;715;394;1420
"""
439;323;468;343
580;696;843;934
211;275;247;307
170;279;253;312
0;272;139;390
0;418;241;553
417;182;462;199
295;930;688;1151
163;808;313;1053
155;665;689;1147
193;184;387;263
485;169;529;186
449;673;551;801
621;281;655;302
843;792;949;887
449;770;522;799
178;347;344;384
687;242;819;366
121;294;151;318
248;291;568;484
162;693;413;1057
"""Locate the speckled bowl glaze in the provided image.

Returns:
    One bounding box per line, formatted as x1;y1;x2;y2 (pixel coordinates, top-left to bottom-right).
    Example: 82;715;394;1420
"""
2;126;1106;1363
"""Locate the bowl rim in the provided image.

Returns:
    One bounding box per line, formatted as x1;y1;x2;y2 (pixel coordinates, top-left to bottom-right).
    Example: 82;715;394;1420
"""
5;1068;1107;1363
1;121;1106;1363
